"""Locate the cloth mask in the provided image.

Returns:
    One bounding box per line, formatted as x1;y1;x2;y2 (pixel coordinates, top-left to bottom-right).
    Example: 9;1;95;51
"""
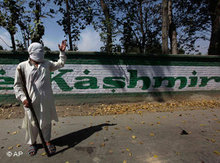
28;42;44;62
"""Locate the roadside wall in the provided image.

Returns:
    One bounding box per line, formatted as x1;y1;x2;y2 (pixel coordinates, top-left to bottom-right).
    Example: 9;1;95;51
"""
1;51;220;105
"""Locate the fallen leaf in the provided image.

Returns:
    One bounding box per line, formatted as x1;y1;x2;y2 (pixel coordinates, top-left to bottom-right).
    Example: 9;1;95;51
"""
104;126;109;131
100;143;105;147
11;131;17;135
89;142;94;145
131;135;136;139
126;148;130;152
150;133;155;136
157;122;161;124
16;144;21;148
8;146;13;150
123;160;127;163
41;152;46;156
153;155;158;158
126;126;132;131
214;151;220;155
65;161;70;163
141;121;145;124
200;124;206;127
129;153;132;157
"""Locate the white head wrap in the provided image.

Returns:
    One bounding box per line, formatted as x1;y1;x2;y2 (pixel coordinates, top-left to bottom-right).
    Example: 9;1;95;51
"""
28;42;44;62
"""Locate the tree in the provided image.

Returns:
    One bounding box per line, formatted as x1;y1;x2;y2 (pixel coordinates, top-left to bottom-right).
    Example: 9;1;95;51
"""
87;0;118;53
172;0;211;54
55;0;92;51
100;0;113;53
120;19;138;53
162;0;169;54
0;0;23;51
28;0;55;43
168;0;177;54
115;0;162;54
208;0;220;55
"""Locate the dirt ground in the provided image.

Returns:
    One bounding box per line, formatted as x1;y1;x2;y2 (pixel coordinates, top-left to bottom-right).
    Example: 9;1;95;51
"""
1;94;220;120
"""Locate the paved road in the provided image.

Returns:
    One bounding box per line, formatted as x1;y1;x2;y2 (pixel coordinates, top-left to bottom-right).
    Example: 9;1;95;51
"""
0;109;220;163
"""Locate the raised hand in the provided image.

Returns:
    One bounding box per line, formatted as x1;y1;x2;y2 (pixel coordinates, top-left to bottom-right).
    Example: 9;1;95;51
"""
58;40;67;52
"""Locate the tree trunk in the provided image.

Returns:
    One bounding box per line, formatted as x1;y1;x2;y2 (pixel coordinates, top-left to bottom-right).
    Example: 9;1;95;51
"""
100;0;112;53
168;0;178;54
208;0;220;55
10;32;16;51
162;0;169;54
139;0;145;53
65;0;73;51
35;0;41;23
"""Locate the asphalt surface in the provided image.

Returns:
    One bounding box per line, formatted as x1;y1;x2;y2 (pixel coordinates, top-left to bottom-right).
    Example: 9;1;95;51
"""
0;108;220;163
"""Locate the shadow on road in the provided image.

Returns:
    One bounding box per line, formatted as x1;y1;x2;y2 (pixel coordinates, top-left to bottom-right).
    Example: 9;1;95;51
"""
48;123;116;156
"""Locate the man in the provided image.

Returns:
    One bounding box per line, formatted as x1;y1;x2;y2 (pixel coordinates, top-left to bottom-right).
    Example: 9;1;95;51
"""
14;40;67;156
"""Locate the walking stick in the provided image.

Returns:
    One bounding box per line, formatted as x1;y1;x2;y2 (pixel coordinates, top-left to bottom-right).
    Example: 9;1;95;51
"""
17;68;50;157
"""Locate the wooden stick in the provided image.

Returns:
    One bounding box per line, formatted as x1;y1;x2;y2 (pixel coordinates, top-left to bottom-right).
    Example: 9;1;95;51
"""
17;68;50;157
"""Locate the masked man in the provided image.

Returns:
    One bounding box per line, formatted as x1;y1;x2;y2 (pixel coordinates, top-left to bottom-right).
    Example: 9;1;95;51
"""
14;40;67;156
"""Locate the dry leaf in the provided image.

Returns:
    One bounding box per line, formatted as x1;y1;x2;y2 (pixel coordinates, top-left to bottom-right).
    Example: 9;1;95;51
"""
126;126;132;131
8;146;13;150
153;155;158;158
11;131;17;135
129;153;132;157
141;121;145;124
41;152;46;156
100;143;105;147
131;135;136;139
16;144;21;148
126;148;130;152
139;141;143;144
123;160;127;163
211;139;216;143
89;142;94;145
214;151;220;155
104;126;109;131
150;133;155;136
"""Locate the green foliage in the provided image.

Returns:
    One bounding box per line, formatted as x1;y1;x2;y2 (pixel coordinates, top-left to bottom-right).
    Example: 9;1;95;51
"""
28;0;54;43
30;20;45;43
0;0;24;50
0;0;217;55
44;46;51;52
55;0;93;50
173;0;211;53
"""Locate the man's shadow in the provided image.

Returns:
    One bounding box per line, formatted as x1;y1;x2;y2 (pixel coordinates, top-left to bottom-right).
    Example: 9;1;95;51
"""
39;123;116;156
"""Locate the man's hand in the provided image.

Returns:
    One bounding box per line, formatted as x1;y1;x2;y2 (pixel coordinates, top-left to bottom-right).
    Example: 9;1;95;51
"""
58;40;67;52
22;99;30;108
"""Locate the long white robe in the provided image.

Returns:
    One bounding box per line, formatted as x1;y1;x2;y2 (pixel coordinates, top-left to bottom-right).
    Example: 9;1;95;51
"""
14;51;66;130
